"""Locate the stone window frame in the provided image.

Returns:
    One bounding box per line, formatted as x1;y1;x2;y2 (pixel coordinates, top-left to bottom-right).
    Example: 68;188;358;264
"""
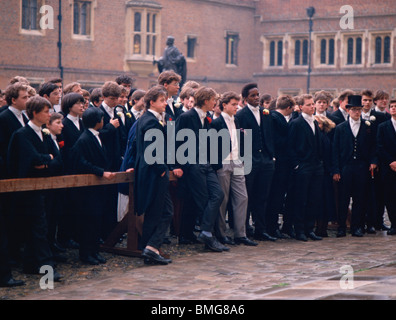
261;35;285;70
127;4;161;60
185;34;198;62
225;31;239;67
340;31;366;68
288;34;309;69
313;33;337;69
369;31;393;67
20;0;46;36
70;0;97;41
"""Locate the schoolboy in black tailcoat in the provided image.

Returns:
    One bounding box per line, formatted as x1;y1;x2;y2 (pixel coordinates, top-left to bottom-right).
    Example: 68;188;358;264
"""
71;107;116;265
134;86;183;265
235;83;276;242
332;95;378;237
7;96;63;280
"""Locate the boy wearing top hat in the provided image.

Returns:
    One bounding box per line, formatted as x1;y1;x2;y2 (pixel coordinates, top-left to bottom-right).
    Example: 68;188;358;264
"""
332;95;378;237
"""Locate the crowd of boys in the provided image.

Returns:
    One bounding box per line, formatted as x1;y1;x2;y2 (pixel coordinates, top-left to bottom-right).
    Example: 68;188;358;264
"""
0;72;395;286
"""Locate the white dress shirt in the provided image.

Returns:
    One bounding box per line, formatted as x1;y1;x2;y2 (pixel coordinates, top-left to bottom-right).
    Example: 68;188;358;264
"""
131;107;142;120
222;112;240;163
276;109;291;123
247;104;260;126
375;106;387;114
361;111;371;121
148;109;166;123
67;114;80;130
349;117;361;138
340;107;349;121
8;106;26;127
28;121;43;141
88;128;102;147
102;101;115;119
194;107;207;127
391;118;396;133
302;112;316;135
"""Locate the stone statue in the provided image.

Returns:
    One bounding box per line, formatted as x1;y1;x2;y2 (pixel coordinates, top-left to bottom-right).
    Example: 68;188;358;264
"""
154;36;187;88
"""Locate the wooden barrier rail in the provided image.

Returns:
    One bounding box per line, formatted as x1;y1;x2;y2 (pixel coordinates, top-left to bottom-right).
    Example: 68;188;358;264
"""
0;171;177;257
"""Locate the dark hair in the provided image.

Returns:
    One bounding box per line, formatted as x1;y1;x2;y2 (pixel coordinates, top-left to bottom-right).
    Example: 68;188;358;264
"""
360;89;374;98
63;82;81;95
374;89;390;102
131;89;146;102
144;86;167;110
38;82;59;97
90;88;103;104
338;89;355;102
313;90;332;103
5;82;28;106
49;112;63;124
195;86;217;108
102;81;122;98
158;70;181;86
179;87;195;100
26;96;51;120
48;78;63;84
61;92;85;115
219;91;240;111
115;74;135;85
276;95;295;110
260;94;272;106
241;83;258;99
300;94;313;105
82;106;104;129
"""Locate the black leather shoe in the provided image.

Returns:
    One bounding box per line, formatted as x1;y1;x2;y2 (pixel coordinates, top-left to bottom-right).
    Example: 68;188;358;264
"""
366;226;376;234
142;248;172;265
234;237;258;246
178;236;198;245
296;233;308;242
218;236;235;245
80;255;100;265
282;228;296;239
53;270;63;282
254;232;277;242
336;229;347;238
214;238;230;251
197;233;223;252
271;230;289;239
307;232;322;241
0;277;25;288
51;241;67;253
380;224;391;231
93;253;107;264
387;228;396;235
352;228;364;237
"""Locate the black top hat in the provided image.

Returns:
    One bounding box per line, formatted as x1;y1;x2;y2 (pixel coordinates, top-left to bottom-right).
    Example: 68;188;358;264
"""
346;95;363;108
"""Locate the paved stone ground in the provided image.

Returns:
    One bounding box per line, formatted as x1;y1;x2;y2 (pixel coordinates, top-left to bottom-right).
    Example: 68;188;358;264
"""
10;230;396;301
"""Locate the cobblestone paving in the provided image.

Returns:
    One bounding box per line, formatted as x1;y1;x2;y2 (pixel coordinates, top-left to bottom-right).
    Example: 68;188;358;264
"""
12;231;396;300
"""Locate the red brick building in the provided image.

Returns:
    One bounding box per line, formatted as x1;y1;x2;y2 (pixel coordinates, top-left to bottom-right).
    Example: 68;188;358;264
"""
0;0;395;98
